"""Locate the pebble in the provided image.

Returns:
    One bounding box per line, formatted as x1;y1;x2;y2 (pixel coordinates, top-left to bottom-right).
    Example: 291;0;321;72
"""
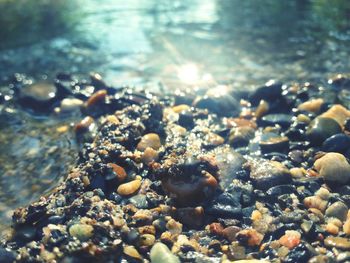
142;147;159;164
236;229;264;247
139;234;156;247
304;196;328;212
137;133;161;151
86;89;107;108
0;248;17;263
107;163;127;182
314;152;350;186
325;201;348;221
279;230;301;249
123;245;143;261
324;236;350;250
298;98;324;113
117;179;141;196
247;159;292;190
322;133;350;154
58;98;83;113
343;218;350;235
255;99;269;119
69;224;94;241
18;82;58;111
321;104;350;127
166;219;183;235
259;136;289;153
260;113;293;128
150;242;180;263
74;116;94;133
229;126;255;147
249;80;283;106
306;117;342;145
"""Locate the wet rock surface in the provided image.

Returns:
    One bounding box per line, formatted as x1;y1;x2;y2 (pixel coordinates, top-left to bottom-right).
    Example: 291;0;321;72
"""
3;75;350;262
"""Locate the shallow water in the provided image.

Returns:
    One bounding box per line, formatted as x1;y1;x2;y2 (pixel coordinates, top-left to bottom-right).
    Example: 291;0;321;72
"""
0;0;350;230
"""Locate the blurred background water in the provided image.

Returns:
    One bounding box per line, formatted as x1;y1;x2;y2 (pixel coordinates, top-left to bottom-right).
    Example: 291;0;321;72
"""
0;0;350;231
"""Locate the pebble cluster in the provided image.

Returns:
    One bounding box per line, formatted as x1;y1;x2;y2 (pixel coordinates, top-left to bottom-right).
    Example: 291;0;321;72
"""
2;74;350;262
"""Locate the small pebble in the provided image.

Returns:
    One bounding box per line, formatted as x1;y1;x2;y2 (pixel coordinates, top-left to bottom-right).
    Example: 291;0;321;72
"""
150;242;180;263
123;245;143;261
314;152;350;186
117;179;142;196
324;236;350;250
69;224;94;241
279;230;301;249
137;133;161;151
298;98;323;113
325;201;348;221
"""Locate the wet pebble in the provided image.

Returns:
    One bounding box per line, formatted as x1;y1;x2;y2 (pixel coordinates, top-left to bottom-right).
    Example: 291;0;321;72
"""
18;82;59;111
229;126;255;147
247;159;292;190
324;236;350;250
325;201;348;221
306;117;342;145
259;136;289;154
123;245;142;261
260;114;293;128
117;179;141;196
193;87;240;117
0;248;17;263
249;80;283;106
137;133;161;151
314;152;350;186
322;133;350;154
150;242;180;263
57;98;83;114
298;98;324;113
69;223;94;241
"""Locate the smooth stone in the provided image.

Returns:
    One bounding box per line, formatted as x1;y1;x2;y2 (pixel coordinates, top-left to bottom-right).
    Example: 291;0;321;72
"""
298;98;324;113
69;224;94;241
59;98;83;113
90;72;107;89
314;152;350;186
260;114;293;128
176;207;204;229
321;104;350;127
249;80;283;106
210;146;246;188
0;248;17;263
139;234;156;247
266;185;297;199
123;245;142;260
324;236;350;250
18;82;58;111
325;201;348;221
306;117;342;145
128;194;149;209
283;243;312;263
322;133;350;154
137;133;161;151
248;158;292;190
150;242;180;263
193;87;240;117
117;179;141;196
259;136;289;154
337;252;350;263
178;110;195;129
229;126;255;147
338;89;350;108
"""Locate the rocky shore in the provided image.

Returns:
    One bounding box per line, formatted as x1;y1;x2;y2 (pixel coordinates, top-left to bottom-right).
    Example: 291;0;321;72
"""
2;74;350;262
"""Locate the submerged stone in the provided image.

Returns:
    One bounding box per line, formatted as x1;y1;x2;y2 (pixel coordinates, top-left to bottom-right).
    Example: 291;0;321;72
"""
247;158;292;190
